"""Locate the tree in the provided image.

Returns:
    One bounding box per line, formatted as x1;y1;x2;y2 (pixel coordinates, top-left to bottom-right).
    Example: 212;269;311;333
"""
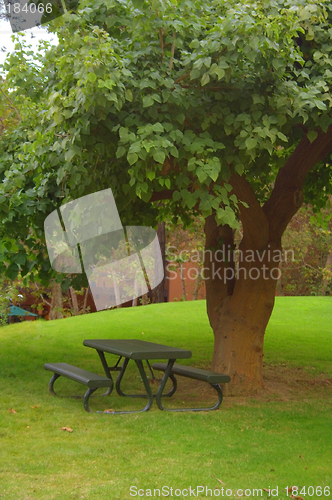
1;0;332;393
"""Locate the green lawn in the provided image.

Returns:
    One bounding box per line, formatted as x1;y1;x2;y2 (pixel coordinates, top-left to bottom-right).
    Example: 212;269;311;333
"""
0;298;331;499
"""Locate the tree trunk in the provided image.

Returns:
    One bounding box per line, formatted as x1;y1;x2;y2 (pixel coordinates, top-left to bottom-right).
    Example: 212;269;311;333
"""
69;286;79;316
49;282;63;320
179;262;187;300
204;216;280;394
192;269;202;300
141;292;149;305
82;286;89;314
211;277;277;394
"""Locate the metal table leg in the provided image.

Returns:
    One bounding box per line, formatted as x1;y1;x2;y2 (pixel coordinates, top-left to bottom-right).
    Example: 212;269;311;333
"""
155;359;176;410
101;359;154;414
115;358;177;398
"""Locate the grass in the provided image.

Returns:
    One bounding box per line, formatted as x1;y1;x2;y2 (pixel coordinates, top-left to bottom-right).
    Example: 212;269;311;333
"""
0;297;331;499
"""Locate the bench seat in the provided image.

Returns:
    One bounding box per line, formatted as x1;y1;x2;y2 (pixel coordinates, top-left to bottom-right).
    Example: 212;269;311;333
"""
152;363;231;384
44;362;113;412
152;362;230;412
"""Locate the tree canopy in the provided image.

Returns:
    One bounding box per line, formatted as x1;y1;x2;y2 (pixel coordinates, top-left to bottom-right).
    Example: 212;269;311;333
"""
1;0;331;231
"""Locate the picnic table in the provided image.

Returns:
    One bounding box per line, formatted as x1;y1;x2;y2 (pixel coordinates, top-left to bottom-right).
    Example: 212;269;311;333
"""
44;339;230;413
83;339;192;413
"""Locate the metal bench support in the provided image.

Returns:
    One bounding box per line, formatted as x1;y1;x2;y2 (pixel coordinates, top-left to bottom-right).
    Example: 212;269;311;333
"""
153;363;229;412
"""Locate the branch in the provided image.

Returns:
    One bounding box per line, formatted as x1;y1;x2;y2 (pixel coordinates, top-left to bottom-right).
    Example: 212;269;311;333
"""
158;28;164;63
263;123;332;238
0;88;21;121
179;84;235;91
150;190;174;202
228;173;269;249
169;32;175;71
174;72;190;84
204;215;235;330
40;294;52;307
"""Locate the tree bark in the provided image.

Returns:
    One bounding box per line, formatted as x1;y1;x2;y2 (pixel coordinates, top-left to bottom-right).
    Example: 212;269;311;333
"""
49;282;63;320
82;286;90;314
204;214;280;394
179;261;187;300
69;286;79;316
192;269;202;300
141;292;149;305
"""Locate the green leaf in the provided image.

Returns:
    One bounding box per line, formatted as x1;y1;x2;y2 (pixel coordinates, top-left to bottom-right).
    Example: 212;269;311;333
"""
127;152;138;165
140;182;148;193
172;191;181;201
5;263;19;280
87;73;97;83
314;100;327;111
176;114;185;124
104;79;115;90
125;89;133;102
170;147;179;158
53;112;63;125
143;96;154;108
13;253;26;266
138;148;147;160
277;131;288;142
183;192;197;209
152;93;162;103
272;58;284;71
190;69;201;80
128;141;141;154
119;127;129;141
207;164;220;182
245;138;258;150
153;151;166;164
215;67;225;80
65;146;81;162
152;123;164;133
197;168;208;183
189;39;200;49
201;73;210;86
116;146;127;158
147;171;156;181
307;130;318;143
